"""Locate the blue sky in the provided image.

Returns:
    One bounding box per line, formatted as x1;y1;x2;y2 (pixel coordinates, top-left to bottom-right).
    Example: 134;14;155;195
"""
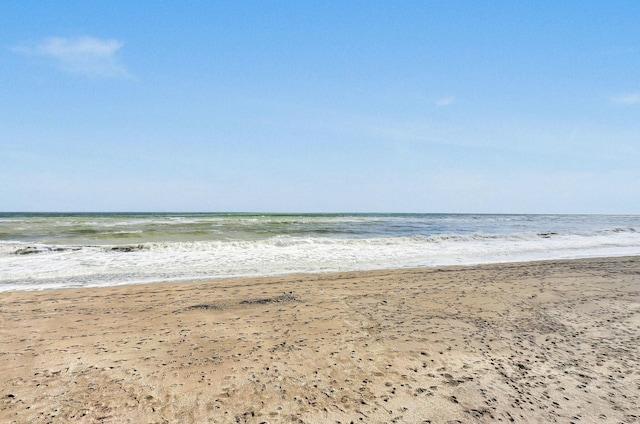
1;1;639;213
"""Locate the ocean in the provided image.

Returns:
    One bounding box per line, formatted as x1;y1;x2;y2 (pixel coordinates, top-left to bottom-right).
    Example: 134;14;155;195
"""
1;213;639;291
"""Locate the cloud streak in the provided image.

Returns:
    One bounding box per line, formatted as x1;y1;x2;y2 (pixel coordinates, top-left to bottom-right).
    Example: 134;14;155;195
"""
436;96;455;107
12;36;131;78
611;93;640;105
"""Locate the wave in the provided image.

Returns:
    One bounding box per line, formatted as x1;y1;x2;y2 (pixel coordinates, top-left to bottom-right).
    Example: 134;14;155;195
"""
3;227;639;255
2;217;639;291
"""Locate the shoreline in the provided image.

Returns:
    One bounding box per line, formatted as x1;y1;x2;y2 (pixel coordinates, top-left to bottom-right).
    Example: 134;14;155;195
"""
4;253;640;294
2;256;639;422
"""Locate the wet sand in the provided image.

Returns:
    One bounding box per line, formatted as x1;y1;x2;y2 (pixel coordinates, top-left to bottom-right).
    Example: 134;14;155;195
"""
1;256;639;423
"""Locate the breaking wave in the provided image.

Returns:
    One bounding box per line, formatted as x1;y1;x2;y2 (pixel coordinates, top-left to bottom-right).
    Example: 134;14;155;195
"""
2;223;640;291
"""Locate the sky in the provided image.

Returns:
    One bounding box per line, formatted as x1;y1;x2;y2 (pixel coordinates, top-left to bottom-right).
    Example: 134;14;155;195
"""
1;1;639;213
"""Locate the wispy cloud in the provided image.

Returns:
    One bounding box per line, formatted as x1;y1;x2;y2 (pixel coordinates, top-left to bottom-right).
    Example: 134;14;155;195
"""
436;96;455;107
611;93;640;105
12;36;132;78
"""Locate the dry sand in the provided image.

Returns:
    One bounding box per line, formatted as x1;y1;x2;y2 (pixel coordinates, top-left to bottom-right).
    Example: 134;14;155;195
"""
1;256;639;423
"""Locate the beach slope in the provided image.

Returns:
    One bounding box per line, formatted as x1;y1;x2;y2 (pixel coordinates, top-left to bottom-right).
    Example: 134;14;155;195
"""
1;257;639;423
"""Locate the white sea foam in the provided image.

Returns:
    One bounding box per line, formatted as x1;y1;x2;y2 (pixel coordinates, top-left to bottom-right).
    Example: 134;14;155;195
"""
2;225;640;291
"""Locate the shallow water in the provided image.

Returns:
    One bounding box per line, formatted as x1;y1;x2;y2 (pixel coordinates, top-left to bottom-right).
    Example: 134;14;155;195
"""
1;213;639;291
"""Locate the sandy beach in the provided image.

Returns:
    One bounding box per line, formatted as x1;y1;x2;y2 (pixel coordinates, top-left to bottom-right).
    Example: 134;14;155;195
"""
1;256;639;423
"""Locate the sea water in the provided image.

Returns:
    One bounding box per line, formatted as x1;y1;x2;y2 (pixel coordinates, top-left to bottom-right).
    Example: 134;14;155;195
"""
1;213;639;291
